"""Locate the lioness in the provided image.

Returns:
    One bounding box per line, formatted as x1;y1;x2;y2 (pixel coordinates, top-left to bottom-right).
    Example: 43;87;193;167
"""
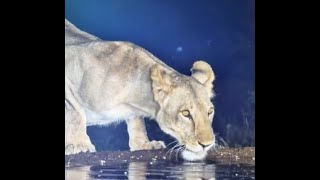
65;19;216;161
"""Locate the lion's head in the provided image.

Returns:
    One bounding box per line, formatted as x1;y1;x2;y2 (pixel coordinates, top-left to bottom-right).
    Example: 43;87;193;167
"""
151;60;216;161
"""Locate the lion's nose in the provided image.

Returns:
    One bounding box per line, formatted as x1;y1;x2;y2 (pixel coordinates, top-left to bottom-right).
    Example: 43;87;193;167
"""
198;141;211;148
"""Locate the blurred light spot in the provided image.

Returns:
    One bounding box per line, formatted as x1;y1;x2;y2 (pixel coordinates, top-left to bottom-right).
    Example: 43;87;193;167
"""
176;46;183;52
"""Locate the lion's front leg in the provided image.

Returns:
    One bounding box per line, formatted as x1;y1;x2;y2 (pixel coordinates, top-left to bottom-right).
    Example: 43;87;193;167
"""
65;106;96;155
126;117;166;151
65;86;96;155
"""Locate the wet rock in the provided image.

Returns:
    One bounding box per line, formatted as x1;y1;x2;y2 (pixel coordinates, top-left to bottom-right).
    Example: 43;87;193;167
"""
65;147;255;168
207;147;255;166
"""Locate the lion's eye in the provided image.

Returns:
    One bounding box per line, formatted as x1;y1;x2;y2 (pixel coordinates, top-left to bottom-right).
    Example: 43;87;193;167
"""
181;110;190;117
208;107;214;115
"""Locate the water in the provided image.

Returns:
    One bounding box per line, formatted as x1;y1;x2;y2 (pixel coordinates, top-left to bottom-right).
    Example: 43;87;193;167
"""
65;160;255;180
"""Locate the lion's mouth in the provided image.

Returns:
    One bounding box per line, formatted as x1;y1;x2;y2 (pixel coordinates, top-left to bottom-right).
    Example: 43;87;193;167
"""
184;148;196;153
181;149;208;161
184;148;207;154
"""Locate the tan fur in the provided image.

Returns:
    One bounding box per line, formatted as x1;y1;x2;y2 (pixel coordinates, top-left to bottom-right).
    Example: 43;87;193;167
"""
65;19;216;161
150;64;177;102
191;61;215;98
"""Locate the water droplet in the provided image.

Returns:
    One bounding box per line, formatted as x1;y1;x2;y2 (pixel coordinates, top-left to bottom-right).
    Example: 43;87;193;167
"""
235;173;238;176
100;160;106;165
163;156;166;159
150;162;153;165
124;171;127;175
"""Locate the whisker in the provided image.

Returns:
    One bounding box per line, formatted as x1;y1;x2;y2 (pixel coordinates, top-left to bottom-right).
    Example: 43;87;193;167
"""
210;143;219;153
173;146;181;161
165;141;177;152
166;140;178;148
169;143;180;160
175;145;185;161
165;142;179;158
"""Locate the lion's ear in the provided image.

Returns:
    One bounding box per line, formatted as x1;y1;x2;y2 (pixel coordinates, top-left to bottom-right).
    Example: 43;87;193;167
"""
150;64;175;103
191;61;215;98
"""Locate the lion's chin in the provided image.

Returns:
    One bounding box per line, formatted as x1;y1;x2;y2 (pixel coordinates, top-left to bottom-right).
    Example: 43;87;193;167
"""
181;150;207;161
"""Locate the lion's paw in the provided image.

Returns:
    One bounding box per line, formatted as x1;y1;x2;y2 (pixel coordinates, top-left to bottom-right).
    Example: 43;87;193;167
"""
65;143;96;155
134;140;166;151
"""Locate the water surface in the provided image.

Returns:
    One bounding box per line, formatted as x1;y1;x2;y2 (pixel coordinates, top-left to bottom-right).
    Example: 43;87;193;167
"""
65;160;255;179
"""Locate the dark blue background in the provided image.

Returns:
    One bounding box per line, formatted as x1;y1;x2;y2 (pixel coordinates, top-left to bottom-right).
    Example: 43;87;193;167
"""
65;0;255;150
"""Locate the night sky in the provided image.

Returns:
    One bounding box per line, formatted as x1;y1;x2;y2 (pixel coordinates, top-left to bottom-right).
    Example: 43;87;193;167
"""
65;0;255;150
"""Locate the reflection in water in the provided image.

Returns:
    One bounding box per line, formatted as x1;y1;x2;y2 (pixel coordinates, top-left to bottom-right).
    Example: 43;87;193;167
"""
181;162;216;180
65;166;91;180
127;162;148;180
65;160;254;180
126;161;215;180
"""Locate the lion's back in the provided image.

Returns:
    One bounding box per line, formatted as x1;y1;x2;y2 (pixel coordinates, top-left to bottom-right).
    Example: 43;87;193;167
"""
65;19;100;46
